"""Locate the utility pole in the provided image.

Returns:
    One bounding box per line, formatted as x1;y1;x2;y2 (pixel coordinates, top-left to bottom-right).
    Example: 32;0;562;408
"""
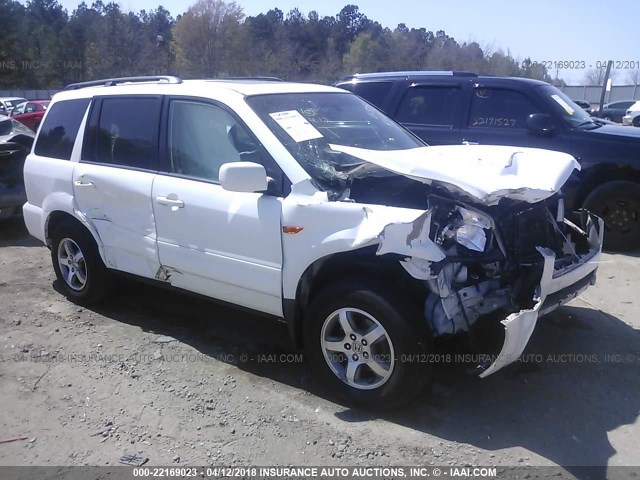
599;60;613;112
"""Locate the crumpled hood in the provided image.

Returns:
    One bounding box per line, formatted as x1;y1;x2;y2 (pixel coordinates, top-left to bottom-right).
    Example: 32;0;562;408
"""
329;144;581;205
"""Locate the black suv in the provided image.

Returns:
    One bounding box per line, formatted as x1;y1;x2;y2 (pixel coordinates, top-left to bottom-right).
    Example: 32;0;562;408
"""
336;71;640;251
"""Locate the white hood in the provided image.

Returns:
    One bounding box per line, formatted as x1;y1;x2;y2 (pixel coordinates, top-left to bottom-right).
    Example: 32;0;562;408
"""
328;144;581;205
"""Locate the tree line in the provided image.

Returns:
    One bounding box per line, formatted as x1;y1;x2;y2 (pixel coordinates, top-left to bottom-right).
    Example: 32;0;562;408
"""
0;0;559;89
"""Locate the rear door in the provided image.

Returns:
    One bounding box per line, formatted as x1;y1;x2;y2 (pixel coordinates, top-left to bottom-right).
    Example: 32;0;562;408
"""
72;96;162;279
390;82;464;145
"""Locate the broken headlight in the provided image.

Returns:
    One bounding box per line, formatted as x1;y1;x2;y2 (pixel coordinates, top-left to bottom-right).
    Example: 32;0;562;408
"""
431;199;493;253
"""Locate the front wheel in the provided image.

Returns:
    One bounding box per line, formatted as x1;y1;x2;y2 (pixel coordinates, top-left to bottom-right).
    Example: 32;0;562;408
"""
304;280;432;410
51;221;114;304
633;116;640;127
583;181;640;251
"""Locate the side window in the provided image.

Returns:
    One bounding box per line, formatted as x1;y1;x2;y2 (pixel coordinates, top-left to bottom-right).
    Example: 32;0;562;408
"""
168;100;252;183
13;103;25;115
346;82;393;109
395;86;461;126
34;98;90;160
84;97;160;170
468;88;540;129
25;103;36;113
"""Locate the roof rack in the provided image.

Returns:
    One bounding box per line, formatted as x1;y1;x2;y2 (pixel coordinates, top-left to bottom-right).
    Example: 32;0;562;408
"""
341;71;478;81
65;75;183;90
208;76;284;82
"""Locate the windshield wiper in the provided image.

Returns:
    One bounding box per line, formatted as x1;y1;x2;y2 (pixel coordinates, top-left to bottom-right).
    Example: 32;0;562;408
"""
576;119;601;129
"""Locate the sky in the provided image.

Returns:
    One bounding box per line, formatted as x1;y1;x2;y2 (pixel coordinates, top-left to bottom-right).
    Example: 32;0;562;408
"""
50;0;639;85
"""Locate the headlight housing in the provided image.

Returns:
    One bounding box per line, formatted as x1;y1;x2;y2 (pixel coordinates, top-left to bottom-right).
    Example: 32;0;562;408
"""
429;197;494;254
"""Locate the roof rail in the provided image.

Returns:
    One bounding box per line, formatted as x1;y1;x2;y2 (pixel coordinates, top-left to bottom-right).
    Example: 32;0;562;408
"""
65;75;183;90
209;76;284;82
340;71;478;81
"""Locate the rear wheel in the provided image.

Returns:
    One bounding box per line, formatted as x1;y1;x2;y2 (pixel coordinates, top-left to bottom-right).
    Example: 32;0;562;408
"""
633;116;640;127
51;221;114;304
583;181;640;251
304;279;432;410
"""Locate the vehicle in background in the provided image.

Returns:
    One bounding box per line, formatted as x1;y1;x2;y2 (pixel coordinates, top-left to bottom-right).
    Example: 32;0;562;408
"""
336;71;640;251
573;99;592;112
0;97;28;116
593;100;636;123
10;100;50;131
622;101;640;127
0;114;35;219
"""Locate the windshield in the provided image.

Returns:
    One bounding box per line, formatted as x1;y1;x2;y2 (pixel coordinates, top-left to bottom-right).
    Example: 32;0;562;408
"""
537;86;594;127
246;92;423;191
6;99;27;108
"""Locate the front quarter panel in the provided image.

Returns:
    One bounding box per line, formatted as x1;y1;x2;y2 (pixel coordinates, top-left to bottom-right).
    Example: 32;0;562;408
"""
280;180;429;300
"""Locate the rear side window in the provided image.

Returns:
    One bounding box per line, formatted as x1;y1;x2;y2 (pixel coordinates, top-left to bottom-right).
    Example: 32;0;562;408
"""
34;98;90;160
342;81;393;109
83;97;161;170
395;86;461;126
468;88;540;129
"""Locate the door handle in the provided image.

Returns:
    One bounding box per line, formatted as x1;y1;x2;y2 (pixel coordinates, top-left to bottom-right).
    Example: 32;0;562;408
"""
74;180;95;187
155;195;185;209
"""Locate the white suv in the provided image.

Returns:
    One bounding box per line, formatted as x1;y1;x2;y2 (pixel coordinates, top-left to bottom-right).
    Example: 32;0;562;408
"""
23;76;603;408
622;100;640;127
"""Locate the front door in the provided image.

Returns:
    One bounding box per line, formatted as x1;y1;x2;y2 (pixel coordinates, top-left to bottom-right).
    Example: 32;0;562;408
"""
152;98;283;316
460;86;550;148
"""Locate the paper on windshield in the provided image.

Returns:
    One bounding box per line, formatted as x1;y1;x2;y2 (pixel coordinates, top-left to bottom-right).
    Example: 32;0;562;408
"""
269;110;323;142
551;94;575;115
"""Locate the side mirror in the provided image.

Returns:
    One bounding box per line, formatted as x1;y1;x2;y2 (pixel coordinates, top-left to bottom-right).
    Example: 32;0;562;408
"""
527;113;556;136
219;162;268;193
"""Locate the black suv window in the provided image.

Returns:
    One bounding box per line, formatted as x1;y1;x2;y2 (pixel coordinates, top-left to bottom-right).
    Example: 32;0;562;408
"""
83;97;161;170
344;82;393;109
468;88;540;129
395;86;461;126
34;98;90;160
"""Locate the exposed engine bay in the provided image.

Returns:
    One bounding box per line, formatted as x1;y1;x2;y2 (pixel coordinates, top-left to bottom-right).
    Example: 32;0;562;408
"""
346;171;600;338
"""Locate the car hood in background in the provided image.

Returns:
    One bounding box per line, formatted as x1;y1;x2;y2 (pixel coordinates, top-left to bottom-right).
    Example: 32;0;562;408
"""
586;123;640;141
328;144;580;205
0;114;35;144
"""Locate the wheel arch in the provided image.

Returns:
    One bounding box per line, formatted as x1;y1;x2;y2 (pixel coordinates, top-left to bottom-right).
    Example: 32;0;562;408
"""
284;247;427;349
573;166;640;209
45;210;107;264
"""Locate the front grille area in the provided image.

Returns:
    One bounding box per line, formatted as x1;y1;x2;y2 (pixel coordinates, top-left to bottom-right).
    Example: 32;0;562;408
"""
504;203;564;261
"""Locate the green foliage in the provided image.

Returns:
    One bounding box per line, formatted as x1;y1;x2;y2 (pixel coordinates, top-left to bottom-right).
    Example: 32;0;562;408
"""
0;0;555;88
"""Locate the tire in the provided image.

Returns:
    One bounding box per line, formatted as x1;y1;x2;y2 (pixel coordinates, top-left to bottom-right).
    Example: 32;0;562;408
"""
51;221;114;304
583;181;640;252
633;116;640;127
304;279;433;410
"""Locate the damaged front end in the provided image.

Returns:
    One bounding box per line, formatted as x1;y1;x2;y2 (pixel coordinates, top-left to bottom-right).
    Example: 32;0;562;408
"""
376;194;603;377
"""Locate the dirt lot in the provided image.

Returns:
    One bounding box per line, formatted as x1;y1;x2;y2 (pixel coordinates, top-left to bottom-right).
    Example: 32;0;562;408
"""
0;216;639;475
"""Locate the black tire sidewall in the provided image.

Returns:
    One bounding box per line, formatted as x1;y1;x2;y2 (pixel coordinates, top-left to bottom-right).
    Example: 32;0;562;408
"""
304;280;432;410
584;181;640;251
51;221;111;304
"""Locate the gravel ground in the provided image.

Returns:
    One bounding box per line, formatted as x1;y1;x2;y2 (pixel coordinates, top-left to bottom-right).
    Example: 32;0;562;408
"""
0;216;639;475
